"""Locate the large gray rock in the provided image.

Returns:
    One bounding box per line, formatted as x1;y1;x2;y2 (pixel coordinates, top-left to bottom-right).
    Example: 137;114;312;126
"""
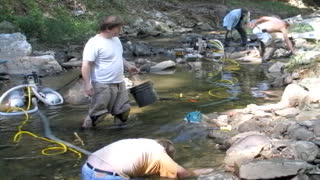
230;113;254;130
290;141;319;162
5;55;62;76
225;135;271;169
0;33;32;60
150;60;176;72
63;79;90;105
268;62;286;73
311;120;320;136
239;159;315;179
287;123;316;140
228;131;266;145
208;130;234;146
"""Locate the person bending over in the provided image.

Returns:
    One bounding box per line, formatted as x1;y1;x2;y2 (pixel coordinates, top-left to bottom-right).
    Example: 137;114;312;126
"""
223;8;248;47
248;16;294;61
82;138;213;179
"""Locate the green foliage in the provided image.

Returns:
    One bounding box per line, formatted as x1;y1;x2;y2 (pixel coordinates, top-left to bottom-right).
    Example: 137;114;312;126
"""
289;23;314;33
285;45;320;72
14;9;44;38
0;0;132;44
285;53;305;72
226;0;300;16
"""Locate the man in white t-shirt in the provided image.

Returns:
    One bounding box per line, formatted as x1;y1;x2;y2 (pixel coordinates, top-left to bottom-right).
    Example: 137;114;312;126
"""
81;138;213;180
81;16;138;129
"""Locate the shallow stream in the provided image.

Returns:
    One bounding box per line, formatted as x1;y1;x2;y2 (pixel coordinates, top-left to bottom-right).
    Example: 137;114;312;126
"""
0;59;280;179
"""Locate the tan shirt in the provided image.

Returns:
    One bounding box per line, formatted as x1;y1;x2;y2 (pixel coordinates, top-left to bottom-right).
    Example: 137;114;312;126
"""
87;138;178;179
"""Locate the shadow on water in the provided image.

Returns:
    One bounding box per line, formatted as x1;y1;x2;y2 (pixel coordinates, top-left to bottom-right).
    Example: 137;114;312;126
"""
0;59;278;179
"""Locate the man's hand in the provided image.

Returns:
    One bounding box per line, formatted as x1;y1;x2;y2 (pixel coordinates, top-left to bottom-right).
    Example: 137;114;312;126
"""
84;83;94;96
247;22;256;28
127;65;140;74
123;59;140;74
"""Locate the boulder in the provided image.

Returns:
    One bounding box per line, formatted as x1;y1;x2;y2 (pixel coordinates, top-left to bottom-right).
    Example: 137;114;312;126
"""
5;55;63;76
225;135;271;169
0;33;32;60
63;79;90;105
150;60;176;72
290;141;319;162
239;159;315;179
287;123;316;140
268;62;286;73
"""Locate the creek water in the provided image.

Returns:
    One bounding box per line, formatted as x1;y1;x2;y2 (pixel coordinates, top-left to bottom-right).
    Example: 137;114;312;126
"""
0;59;280;179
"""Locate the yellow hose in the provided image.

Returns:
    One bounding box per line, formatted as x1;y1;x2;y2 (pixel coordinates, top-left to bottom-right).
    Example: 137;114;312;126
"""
8;86;82;159
208;87;230;99
223;59;240;71
218;79;234;86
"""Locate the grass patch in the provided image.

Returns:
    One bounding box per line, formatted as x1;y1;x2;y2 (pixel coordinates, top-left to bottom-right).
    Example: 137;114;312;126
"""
285;45;320;72
289;23;314;33
226;0;301;17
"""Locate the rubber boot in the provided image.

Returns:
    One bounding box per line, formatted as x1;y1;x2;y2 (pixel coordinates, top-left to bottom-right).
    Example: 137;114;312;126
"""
81;115;102;129
114;109;130;128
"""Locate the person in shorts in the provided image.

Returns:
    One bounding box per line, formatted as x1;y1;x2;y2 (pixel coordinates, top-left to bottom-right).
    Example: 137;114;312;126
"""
81;15;138;129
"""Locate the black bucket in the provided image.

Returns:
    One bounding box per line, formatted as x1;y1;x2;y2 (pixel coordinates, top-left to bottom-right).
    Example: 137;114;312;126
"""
129;81;158;107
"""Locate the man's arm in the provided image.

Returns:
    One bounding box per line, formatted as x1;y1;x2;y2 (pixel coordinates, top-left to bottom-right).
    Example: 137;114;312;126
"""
281;28;294;53
81;60;94;96
123;58;139;74
158;152;213;179
248;16;271;28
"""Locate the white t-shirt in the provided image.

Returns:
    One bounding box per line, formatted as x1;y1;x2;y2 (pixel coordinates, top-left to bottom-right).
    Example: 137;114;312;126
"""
83;34;124;83
87;138;179;179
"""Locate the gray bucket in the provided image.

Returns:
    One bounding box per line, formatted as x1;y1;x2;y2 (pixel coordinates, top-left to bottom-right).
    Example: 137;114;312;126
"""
129;81;158;107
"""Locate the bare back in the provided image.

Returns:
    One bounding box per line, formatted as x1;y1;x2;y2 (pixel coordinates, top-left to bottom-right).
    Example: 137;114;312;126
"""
257;17;287;33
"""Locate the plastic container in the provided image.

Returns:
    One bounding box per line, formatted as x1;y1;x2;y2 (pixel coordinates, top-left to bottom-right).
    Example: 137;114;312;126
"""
129;81;158;107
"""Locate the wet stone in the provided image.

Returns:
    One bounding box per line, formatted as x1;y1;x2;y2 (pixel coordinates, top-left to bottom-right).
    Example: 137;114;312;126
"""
239;159;315;180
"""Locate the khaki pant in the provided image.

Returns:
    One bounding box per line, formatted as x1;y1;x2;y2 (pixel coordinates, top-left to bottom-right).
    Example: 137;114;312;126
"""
82;81;130;128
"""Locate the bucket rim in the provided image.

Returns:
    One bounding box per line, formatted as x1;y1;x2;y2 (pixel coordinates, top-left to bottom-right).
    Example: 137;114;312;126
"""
128;80;152;90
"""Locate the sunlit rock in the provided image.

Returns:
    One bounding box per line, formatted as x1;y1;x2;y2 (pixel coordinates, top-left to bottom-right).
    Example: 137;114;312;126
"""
0;33;32;60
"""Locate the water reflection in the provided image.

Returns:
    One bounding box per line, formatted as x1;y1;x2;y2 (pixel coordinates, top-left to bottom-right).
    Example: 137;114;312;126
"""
250;82;270;98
